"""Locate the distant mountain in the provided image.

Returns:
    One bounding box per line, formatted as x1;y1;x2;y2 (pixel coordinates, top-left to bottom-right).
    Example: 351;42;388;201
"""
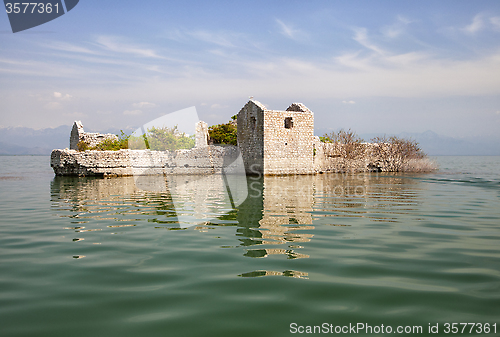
0;125;498;156
315;129;500;156
0;125;136;155
0;125;70;155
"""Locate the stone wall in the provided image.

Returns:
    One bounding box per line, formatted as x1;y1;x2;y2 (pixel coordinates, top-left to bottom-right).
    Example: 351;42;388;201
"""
51;145;241;177
237;100;315;175
263;105;315;175
313;141;432;173
69;121;119;150
53;103;433;177
195;121;209;148
237;100;265;174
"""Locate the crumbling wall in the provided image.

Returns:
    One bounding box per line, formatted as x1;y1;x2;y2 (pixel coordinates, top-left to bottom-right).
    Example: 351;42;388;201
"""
195;121;209;148
237;100;315;175
51;145;241;177
313;142;430;173
69;121;119;150
263;105;315;175
237;100;265;175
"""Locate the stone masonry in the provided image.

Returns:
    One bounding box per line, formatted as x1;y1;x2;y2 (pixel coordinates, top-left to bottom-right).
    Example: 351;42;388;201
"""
51;146;241;177
237;100;315;175
69;121;119;150
52;100;433;177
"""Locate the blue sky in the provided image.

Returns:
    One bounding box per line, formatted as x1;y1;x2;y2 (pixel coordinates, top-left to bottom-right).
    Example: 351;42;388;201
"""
1;0;500;140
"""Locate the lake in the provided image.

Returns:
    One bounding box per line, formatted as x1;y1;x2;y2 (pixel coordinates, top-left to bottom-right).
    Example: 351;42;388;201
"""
0;156;499;336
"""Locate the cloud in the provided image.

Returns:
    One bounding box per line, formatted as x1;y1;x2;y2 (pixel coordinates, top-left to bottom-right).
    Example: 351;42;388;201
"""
210;103;229;109
123;110;142;115
496;111;500;115
46;42;99;55
276;19;301;40
96;36;163;58
381;15;413;39
53;92;72;100
491;17;500;30
462;14;484;34
188;31;236;48
353;28;386;55
342;100;356;104
133;102;157;109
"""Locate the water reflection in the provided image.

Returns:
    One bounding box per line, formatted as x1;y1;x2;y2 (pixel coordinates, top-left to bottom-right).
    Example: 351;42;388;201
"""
51;172;424;277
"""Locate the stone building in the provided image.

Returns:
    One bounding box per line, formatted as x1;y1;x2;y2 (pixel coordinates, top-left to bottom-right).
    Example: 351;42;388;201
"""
237;100;315;175
52;100;432;177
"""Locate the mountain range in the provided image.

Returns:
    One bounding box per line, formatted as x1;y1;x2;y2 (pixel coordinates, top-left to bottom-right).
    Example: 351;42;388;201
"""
0;125;498;156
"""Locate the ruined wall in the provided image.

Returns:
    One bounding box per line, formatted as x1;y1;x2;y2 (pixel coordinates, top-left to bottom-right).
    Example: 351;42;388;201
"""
312;142;433;173
195;121;209;148
237;100;315;175
263;104;315;175
51;145;241;177
69;121;118;150
237;100;265;175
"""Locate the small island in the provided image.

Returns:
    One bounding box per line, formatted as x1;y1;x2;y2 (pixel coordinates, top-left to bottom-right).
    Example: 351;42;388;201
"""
50;100;435;177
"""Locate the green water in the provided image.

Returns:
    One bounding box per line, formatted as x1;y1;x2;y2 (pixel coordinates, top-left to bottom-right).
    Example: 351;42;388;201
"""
0;156;499;336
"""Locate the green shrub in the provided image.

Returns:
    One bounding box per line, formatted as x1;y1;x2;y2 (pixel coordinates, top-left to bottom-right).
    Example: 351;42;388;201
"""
208;123;237;146
77;140;89;151
91;130;130;151
135;126;195;151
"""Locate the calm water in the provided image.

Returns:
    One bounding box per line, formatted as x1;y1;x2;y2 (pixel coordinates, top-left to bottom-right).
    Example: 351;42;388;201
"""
0;156;499;336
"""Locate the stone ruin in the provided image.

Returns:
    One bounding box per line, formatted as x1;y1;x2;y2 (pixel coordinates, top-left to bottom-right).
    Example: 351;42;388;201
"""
69;121;119;150
51;100;432;177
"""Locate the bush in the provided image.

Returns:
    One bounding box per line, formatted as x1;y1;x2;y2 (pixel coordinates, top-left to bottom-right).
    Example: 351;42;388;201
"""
208;123;237;146
320;129;365;159
77;140;89;151
77;127;195;152
370;135;425;160
91;130;130;151
128;126;195;151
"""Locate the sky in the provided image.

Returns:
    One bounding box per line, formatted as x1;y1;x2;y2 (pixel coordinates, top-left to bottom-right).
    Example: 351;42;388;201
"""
1;0;500;140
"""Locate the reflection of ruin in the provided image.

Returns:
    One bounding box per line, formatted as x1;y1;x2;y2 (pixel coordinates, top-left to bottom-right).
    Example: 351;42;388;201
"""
259;175;315;246
238;269;308;279
50;174;243;227
312;172;423;224
51;172;424;261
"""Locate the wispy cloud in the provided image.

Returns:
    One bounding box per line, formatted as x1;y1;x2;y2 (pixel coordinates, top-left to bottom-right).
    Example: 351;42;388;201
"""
164;29;243;49
342;100;356;104
353;28;386;55
462;14;485;34
381;15;413;39
123;110;142;115
188;31;236;48
45;41;99;55
276;19;301;40
95;36;163;58
133;102;157;109
491;17;500;31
